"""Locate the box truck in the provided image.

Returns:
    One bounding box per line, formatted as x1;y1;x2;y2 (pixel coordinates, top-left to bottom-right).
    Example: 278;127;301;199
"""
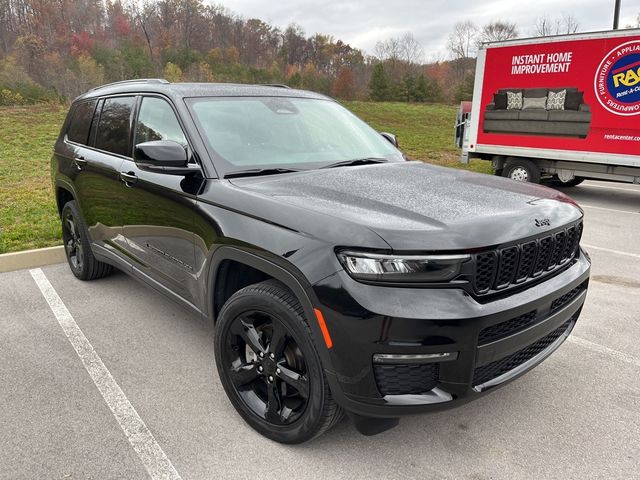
458;28;640;185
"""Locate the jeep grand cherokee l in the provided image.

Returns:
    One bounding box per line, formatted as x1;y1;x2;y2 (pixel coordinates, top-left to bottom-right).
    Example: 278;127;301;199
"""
52;79;591;444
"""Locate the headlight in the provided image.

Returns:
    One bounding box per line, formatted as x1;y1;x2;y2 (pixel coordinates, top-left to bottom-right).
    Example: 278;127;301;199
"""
336;251;470;283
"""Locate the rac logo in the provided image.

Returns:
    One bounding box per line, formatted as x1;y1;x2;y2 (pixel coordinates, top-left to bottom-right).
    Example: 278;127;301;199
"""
535;218;551;227
594;40;640;116
612;64;640;88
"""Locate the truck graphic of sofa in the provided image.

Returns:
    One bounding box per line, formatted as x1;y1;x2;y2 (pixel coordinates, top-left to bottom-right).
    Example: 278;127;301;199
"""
483;87;591;138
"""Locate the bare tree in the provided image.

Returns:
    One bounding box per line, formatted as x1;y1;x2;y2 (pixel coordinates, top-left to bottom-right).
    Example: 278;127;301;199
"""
447;21;478;60
128;0;156;66
398;32;424;64
374;36;401;62
561;14;580;34
375;33;423;64
478;21;518;44
534;14;580;36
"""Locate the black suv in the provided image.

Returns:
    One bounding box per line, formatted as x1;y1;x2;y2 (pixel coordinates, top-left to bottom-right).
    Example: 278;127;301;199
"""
52;79;590;443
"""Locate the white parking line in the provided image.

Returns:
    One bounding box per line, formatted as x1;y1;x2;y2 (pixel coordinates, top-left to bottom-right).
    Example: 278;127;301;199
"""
581;204;639;215
29;268;182;480
568;336;640;369
583;183;640;193
582;244;640;260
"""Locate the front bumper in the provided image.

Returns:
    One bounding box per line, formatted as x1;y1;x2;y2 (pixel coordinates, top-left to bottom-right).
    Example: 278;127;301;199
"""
311;251;591;418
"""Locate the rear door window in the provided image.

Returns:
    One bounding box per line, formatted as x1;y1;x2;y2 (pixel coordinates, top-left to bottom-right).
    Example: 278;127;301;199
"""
67;100;97;145
94;96;136;156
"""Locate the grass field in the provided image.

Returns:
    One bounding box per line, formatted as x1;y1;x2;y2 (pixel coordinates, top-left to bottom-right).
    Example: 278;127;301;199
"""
0;102;491;254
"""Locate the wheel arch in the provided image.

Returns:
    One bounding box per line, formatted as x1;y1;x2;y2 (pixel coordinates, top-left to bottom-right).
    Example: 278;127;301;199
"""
55;180;79;217
207;246;316;325
206;246;336;369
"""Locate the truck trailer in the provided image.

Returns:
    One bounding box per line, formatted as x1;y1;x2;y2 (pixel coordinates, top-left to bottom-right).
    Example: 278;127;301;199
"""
458;28;640;185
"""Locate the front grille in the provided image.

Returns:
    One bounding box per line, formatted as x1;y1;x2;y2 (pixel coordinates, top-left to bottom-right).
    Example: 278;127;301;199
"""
550;282;586;313
472;221;582;295
473;319;573;386
477;280;587;346
478;310;537;345
475;252;497;293
374;363;439;395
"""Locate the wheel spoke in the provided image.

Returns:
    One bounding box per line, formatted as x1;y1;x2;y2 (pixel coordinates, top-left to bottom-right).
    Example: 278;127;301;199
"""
66;217;77;238
265;382;281;422
229;362;260;388
277;364;309;399
65;238;75;255
279;405;294;423
75;242;84;266
231;318;265;355
268;321;287;359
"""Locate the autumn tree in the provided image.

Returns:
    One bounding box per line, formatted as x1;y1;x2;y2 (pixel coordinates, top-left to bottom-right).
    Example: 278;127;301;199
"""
332;67;355;99
163;62;183;82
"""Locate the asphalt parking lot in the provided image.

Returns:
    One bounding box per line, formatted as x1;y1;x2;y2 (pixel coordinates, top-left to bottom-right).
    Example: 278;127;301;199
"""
1;179;639;480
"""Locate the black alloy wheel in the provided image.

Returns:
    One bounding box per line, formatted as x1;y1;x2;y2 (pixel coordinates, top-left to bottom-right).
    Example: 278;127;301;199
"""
214;280;342;443
60;201;112;280
62;209;84;272
223;310;310;425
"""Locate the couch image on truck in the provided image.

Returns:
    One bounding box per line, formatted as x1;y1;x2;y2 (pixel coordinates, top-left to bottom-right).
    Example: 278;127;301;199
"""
484;87;591;138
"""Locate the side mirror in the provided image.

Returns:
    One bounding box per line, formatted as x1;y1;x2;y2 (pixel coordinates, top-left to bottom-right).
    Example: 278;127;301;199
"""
380;132;399;148
134;140;189;170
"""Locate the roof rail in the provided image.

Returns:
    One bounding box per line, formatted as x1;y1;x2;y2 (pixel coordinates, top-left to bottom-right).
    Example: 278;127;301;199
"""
262;84;291;89
89;78;170;92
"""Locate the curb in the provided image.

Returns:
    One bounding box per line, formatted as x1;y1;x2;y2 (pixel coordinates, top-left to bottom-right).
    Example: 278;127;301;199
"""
0;246;66;273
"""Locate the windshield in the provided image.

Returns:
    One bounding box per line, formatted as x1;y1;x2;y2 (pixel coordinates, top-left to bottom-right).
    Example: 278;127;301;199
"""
186;96;403;174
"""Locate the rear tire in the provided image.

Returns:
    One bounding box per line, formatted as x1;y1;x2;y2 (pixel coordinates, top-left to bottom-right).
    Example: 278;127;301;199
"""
214;279;342;444
551;176;584;187
502;158;541;183
61;200;113;281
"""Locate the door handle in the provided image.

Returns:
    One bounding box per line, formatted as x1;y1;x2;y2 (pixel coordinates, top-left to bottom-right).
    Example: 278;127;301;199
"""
74;156;87;169
120;171;138;185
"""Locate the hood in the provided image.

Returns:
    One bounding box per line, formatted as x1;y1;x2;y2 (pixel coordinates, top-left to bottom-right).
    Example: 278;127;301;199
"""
228;162;583;251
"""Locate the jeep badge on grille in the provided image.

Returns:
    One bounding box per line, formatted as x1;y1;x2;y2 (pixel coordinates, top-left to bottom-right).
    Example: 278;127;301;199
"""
535;218;551;227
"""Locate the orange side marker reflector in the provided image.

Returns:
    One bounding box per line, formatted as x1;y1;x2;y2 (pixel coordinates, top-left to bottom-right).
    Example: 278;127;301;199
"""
314;308;333;349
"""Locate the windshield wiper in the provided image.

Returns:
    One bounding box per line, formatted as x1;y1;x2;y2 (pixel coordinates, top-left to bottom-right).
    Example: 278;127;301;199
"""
224;167;301;179
320;157;388;169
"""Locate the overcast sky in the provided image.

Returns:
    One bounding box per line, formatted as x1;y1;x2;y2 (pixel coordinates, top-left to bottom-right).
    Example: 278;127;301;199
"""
221;0;639;60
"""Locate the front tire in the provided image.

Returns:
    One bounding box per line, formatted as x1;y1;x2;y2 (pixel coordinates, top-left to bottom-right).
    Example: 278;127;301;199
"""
502;158;541;183
61;200;112;281
214;280;342;443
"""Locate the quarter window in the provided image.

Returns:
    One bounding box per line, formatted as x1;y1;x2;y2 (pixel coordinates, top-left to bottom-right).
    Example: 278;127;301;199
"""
94;96;136;156
135;97;187;146
67;100;97;145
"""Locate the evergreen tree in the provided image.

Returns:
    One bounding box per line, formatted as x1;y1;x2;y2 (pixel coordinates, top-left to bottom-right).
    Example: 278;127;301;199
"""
369;63;390;101
413;74;428;102
401;73;416;102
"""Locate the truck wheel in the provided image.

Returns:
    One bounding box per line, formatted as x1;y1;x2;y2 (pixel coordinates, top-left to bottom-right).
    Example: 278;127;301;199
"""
552;176;584;187
61;201;113;281
214;280;343;444
503;158;541;183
